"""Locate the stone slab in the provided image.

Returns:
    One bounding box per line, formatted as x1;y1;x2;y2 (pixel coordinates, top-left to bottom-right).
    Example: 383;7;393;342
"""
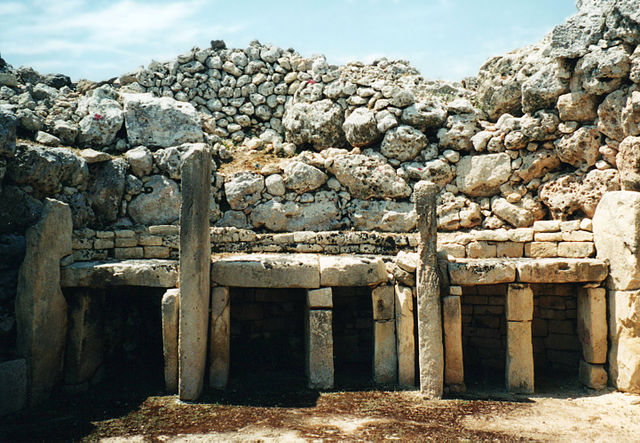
161;288;179;393
608;290;640;393
319;255;387;287
448;259;516;285
0;359;27;416
212;253;320;288
374;320;398;384
395;285;415;387
515;258;607;283
442;295;465;389
209;287;230;390
307;288;333;309
506;320;534;394
577;287;607;364
579;360;607;390
372;285;395;320
61;259;178;288
506;284;533;322
306;309;334;389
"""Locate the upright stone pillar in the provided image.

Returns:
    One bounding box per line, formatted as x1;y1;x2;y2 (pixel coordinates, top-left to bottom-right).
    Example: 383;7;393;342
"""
162;288;180;393
305;288;334;389
209;286;230;390
15;198;72;406
178;144;212;401
443;286;465;392
372;285;397;384
415;181;444;398
395;284;415;387
593;191;640;393
505;283;534;394
577;286;608;389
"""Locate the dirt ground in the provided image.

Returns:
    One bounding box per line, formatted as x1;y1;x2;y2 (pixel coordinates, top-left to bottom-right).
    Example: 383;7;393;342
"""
2;373;640;442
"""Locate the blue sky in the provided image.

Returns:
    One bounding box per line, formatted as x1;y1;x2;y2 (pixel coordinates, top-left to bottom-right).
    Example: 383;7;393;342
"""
0;0;577;82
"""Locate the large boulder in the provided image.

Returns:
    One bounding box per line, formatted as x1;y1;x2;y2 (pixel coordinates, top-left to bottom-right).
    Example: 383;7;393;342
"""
597;88;629;142
521;62;569;114
123;93;203;148
515;150;561;183
325;154;411;200
381;125;427;161
342;108;380;147
283;99;346;150
617;136;640;191
554;126;601;169
400;101;447;130
250;192;340;231
0;107;17;157
549;3;607;59
125;146;153;178
456;153;511;197
557;91;598;122
608;290;640;393
622;90;640;137
6;144;64;195
77;87;124;147
283;161;327;194
224;172;264;210
128;175;181;225
574;45;631;95
88;159;127;225
349;200;416;232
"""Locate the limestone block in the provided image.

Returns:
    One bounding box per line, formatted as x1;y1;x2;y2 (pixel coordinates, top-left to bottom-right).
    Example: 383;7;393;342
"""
395;285;415;387
372;285;395;320
161;289;179;393
209;287;230;390
374;320;398;384
0;359;27;416
319;255;387;287
64;290;105;387
306;309;334;389
178;145;211;401
61;259;178;288
506;284;533;322
396;251;418;273
496;242;524;258
524;242;558;258
212;253;320;288
448;259;516;285
506;321;534;394
307;288;332;309
579;360;608;390
442;296;465;390
608;290;640;393
593;191;640;290
516;258;608;283
16;198;72;405
558;242;594;258
577;287;607;364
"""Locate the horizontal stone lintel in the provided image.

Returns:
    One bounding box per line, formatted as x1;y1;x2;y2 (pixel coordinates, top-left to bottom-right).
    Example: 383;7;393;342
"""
61;259;178;288
448;258;607;285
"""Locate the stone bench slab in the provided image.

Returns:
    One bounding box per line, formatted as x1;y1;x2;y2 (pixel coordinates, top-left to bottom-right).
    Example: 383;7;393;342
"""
61;259;178;288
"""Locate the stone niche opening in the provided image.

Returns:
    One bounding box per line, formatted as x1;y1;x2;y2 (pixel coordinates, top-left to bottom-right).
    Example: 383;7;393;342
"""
332;287;374;388
62;286;166;395
228;287;307;389
461;284;580;389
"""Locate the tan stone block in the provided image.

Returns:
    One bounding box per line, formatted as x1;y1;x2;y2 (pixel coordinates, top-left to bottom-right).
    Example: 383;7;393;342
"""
306;309;334;389
506;321;534;394
149;225;179;235
524;242;558;257
497;241;524;258
466;241;497;258
443;296;464;388
396;251;418;273
516;258;608;283
144;246;170;259
533;220;561;232
558;242;595;258
580;218;593;231
93;238;114;249
115;237;138;248
372;285;395;320
320;255;387;287
607;290;640;393
473;229;509;241
507;284;533;321
560;220;581;231
95;230;114;239
162;289;179;393
395;285;415;387
307;288;333;309
115;229;135;238
509;228;534;242
138;234;163;246
562;231;594;242
114;247;144;259
374;320;397;384
449;286;463;296
579;360;607;390
578;286;607;364
534;232;564;242
449;259;516;285
72;237;93;249
209;287;230;390
441;243;466;258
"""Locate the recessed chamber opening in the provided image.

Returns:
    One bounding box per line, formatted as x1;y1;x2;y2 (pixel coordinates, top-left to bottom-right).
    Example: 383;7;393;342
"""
332;286;373;388
229;288;306;390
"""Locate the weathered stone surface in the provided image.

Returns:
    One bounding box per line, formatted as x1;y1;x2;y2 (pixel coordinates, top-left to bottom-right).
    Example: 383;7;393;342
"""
506;283;533;322
61;259;178;288
209;286;230;390
608;290;640;393
622;90;640;136
415;181;443;399
577;287;607;364
283;99;346;150
306;309;334;389
491;197;538;228
515;258;607;283
374;320;397;384
124;93;203;148
575;45;630;96
395;285;415;387
88;158;127;225
396;251;418;274
125;146;153;178
307;287;332;309
319;255;387;287
506;320;534;394
0;359;27;416
618;136;640;191
372;285;394;321
550;5;606;58
64;289;104;388
349;200;416;232
579;360;608;390
598;88;628;141
0;107;17;157
343;107;380;147
521;62;569;113
437;114;480;151
326;154;411;199
516;150;561;183
250;195;340;232
448;259;516;285
593;191;640;290
77;89;124;146
555;126;601;169
212;253;320;288
161;289;179;393
224;171;264;210
15;199;72;405
283;161;327;194
381;125;427;162
128;175;181;225
178;145;211;401
401;100;447;130
456;153;511;197
557;91;598;122
442;295;464;390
